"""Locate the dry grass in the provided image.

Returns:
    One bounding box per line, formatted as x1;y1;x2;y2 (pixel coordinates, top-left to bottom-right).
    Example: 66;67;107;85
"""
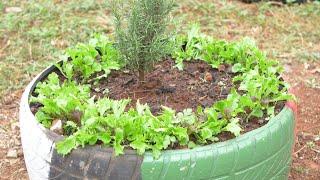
0;0;320;179
1;0;319;99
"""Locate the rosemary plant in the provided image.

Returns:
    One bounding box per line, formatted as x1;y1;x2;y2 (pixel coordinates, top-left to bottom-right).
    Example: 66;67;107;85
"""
111;0;175;83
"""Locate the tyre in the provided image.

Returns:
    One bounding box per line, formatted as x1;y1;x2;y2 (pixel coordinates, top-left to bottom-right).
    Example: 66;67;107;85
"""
20;64;295;180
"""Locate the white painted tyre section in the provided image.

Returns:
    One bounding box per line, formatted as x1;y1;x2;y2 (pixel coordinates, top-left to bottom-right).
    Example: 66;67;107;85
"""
19;66;57;180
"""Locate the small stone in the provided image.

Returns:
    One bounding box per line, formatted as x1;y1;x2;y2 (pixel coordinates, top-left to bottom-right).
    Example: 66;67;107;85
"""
311;68;320;74
221;88;230;95
144;79;161;89
7;149;18;158
9;139;15;146
197;64;206;73
188;80;197;85
186;66;197;75
192;71;200;78
50;119;63;135
9;159;19;165
79;161;85;169
204;72;213;82
200;100;211;107
218;64;226;72
102;88;109;95
155;65;162;69
225;65;233;73
5;7;22;13
283;64;292;73
11;122;20;131
304;62;310;70
17;149;23;157
258;119;265;124
14;138;21;146
217;81;225;86
208;90;215;98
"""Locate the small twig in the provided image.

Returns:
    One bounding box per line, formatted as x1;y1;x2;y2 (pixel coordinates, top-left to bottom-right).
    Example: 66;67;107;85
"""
311;148;320;154
29;43;33;60
128;90;154;94
267;1;283;7
137;96;146;101
299;33;304;47
199;95;208;101
87;74;107;83
303;125;320;132
164;95;168;104
0;126;8;132
294;145;306;155
0;40;10;54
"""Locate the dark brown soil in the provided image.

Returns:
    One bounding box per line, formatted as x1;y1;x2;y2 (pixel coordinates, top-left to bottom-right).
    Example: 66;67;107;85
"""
93;59;235;114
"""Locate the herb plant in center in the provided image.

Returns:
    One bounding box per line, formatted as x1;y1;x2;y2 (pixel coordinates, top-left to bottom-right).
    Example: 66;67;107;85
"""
111;0;174;83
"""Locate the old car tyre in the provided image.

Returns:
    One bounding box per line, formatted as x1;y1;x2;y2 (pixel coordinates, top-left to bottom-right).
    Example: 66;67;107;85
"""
20;64;295;180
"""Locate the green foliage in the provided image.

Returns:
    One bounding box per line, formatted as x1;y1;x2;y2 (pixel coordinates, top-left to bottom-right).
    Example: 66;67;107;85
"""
224;118;242;137
64;43;100;80
32;85;235;158
172;24;206;70
111;0;175;81
58;35;122;82
30;73;91;128
89;34;123;75
173;28;293;122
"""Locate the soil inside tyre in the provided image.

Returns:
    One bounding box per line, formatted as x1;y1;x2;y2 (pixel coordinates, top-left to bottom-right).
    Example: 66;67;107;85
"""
94;59;235;114
30;59;285;143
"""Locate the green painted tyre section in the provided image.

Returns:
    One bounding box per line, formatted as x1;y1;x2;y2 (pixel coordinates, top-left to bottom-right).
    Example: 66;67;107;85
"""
141;107;295;180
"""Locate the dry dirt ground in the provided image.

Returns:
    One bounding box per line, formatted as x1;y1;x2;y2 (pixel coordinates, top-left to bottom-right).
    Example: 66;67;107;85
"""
284;60;320;179
1;0;320;179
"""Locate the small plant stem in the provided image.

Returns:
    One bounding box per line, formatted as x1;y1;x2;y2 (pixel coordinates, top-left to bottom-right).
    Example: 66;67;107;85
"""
138;69;145;84
294;145;306;156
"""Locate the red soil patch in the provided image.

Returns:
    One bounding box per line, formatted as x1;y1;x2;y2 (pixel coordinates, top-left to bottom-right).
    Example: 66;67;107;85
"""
283;61;320;180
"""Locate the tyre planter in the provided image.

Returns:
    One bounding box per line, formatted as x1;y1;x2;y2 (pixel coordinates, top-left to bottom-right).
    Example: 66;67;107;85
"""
20;64;296;180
